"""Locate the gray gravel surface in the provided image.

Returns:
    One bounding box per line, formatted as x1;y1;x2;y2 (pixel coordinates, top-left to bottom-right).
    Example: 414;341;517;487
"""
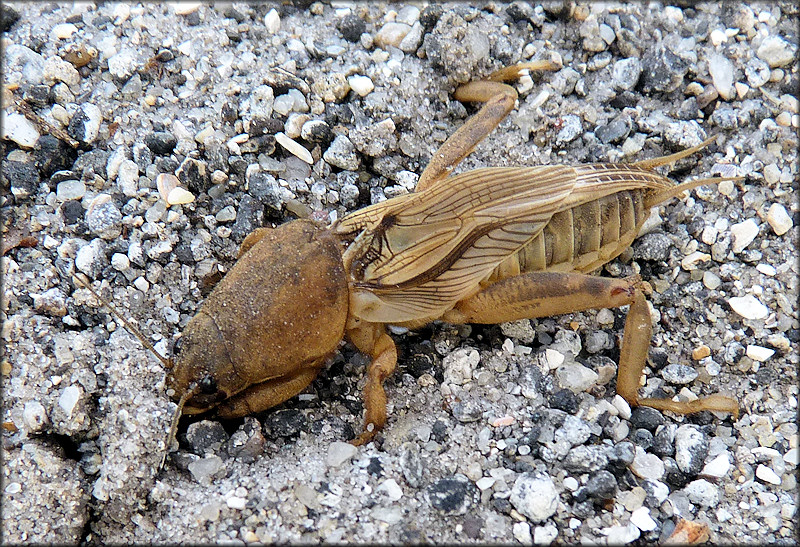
2;2;798;545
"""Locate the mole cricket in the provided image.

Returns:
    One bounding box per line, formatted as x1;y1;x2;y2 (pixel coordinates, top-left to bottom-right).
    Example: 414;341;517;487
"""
74;61;740;456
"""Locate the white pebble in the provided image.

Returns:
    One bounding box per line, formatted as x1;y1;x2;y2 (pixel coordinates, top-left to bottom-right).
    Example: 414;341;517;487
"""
630;507;657;532
766;203;792;235
563;476;579;491
327;441;357;468
708;53;735;101
264;8;281;33
727;295;769;320
56;180;86;201
755;464;782;485
23;401;48;431
745;344;775;362
51;23;78;40
630;446;665;480
275;132;313;164
545;348;565;369
117;159;139;197
555;362;598;392
730;218;759;253
681;251;711;270
348;75;374;97
612;395;632;420
709;29;727;46
510;472;558;522
58;385;81;416
374;22;412;49
513;522;532;544
701;452;731;478
377;479;403;501
756;263;776;276
111;253;130;271
225;496;247;510
113;3;130;23
172;1;201;15
602;523;640;544
133;277;149;293
2;112;40;148
166;187;195;206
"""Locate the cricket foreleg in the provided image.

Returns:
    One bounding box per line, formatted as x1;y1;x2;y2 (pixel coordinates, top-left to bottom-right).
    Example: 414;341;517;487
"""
346;321;398;446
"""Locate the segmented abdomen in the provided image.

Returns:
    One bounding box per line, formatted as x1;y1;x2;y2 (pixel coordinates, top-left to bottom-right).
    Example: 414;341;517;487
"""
490;189;649;281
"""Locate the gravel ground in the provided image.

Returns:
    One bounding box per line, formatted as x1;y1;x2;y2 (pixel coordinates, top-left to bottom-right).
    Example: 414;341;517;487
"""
2;2;798;545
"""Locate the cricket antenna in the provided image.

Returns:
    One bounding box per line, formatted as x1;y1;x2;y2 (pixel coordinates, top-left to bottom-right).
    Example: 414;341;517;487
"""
160;383;198;470
71;272;173;369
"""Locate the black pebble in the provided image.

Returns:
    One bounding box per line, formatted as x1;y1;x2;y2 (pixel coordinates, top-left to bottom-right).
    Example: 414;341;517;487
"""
144;131;178;155
263;409;306;437
338;14;365;42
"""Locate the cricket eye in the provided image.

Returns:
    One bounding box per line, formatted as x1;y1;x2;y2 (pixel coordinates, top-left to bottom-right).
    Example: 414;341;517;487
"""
173;337;183;355
199;375;218;395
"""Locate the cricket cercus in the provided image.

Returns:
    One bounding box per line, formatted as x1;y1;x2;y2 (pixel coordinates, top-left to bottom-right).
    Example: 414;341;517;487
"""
82;61;741;451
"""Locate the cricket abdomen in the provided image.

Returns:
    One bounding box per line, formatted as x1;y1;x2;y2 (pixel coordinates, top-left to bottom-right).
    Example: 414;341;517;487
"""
492;188;650;280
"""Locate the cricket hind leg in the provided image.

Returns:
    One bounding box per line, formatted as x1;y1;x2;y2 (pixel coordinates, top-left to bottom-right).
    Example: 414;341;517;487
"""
442;271;739;418
415;60;561;193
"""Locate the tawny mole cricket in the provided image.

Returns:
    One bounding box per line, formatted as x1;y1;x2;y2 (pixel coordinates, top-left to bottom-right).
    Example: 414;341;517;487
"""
81;62;741;451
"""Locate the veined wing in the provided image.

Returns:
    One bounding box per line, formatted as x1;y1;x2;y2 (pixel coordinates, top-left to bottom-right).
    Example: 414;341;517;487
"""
334;164;673;323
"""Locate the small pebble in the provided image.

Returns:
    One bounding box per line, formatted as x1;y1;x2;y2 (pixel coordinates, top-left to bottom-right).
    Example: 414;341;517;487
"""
602;523;640;544
702;271;721;290
116;159;139;197
427;476;477;515
728;295;769;320
275;132;313;164
661;364;699;384
757;35;797;68
675;424;708;475
226;496;247;510
58;384;81;416
708;53;735;100
766;203;792;235
513;522;532;544
166;187;195;206
509;472;558;522
759;462;786;484
730;218;759;253
323;135;360;171
692;345;711;360
377;479;403;501
2;112;40;148
684;479;719;507
555;362;598;392
188;456;225;484
347;75;374;97
374;22;412;49
630;446;665;480
264;8;280;33
57;180;86;201
701;452;731;478
173;2;201;15
51;22;78;40
745;345;775;362
23;400;48;431
327;441;357;468
630;507;658;532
